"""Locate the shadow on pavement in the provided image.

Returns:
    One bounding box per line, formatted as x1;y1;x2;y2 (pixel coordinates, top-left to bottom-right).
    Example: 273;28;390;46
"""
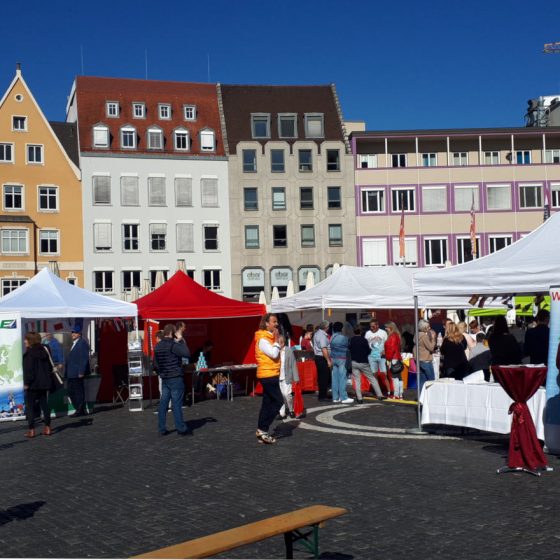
273;422;299;439
51;419;94;433
187;417;217;432
318;552;354;559
0;501;46;526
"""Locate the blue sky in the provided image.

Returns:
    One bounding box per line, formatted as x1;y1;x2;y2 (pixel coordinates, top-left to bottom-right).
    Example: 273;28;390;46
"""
2;0;560;130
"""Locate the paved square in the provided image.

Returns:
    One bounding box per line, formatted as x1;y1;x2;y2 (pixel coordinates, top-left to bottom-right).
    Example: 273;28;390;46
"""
1;392;559;559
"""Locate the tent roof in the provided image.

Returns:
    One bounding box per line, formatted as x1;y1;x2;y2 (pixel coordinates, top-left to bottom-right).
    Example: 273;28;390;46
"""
413;212;560;298
269;265;496;312
0;268;137;319
134;270;266;319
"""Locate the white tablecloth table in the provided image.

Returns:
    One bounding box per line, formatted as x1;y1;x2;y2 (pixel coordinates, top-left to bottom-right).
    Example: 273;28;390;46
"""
419;381;546;440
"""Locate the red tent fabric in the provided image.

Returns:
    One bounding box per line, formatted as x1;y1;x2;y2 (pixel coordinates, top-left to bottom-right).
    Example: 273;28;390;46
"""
134;271;266;320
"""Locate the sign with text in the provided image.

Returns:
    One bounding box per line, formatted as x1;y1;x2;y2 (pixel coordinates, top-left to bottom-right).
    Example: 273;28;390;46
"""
0;313;24;422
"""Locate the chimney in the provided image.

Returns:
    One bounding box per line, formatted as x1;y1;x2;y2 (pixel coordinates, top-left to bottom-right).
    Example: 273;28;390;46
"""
16;62;21;72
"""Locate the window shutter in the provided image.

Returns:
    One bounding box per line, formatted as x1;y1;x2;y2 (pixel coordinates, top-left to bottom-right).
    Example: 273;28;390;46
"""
307;117;323;137
200;130;215;150
93;176;111;204
148;177;166;206
175;177;192;206
121;176;139;205
422;188;447;212
94;223;112;250
150;223;167;236
176;223;194;252
201;178;218;206
362;239;387;266
93;127;108;146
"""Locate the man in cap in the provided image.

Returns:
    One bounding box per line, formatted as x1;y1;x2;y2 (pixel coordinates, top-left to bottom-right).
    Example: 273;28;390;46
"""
65;324;90;417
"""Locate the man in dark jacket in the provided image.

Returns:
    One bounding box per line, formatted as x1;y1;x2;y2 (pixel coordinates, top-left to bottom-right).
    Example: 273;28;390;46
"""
154;323;191;436
524;309;550;364
65;324;90;417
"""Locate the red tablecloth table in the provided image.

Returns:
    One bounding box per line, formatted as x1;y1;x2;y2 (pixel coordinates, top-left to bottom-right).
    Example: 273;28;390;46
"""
297;360;318;392
492;365;549;473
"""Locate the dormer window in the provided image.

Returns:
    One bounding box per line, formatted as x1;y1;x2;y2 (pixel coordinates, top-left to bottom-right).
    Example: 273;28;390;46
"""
200;129;215;152
132;103;145;119
278;114;297;138
184;105;196;121
304;113;324;138
251;114;270;139
174;128;189;151
147;126;164;150
106;101;119;118
158;104;171;120
120;126;136;149
93;124;109;148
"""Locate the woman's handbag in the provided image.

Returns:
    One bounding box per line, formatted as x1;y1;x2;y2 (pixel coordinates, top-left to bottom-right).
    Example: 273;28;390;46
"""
46;348;64;392
390;360;405;375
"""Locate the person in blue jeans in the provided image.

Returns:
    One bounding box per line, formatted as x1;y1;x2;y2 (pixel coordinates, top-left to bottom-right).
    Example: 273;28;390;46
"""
153;323;191;436
330;322;354;404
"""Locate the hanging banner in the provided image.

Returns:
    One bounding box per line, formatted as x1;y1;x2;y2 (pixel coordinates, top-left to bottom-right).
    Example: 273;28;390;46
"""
544;286;560;452
0;313;24;422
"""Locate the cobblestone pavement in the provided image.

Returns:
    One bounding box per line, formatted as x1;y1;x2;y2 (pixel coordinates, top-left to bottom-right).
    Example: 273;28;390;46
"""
1;390;560;559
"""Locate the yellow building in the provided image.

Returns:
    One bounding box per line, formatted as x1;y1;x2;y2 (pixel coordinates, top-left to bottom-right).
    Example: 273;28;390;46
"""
0;65;83;293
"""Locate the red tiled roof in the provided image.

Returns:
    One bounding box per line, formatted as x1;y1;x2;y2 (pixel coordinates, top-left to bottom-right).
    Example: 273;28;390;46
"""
74;76;224;156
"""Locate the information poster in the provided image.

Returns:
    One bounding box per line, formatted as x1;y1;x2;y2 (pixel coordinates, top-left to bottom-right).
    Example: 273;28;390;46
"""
0;313;24;421
545;287;560;452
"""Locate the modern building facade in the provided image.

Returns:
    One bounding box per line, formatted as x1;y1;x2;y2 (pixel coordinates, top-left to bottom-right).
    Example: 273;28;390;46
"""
66;77;231;297
0;66;83;294
352;127;560;268
219;84;356;301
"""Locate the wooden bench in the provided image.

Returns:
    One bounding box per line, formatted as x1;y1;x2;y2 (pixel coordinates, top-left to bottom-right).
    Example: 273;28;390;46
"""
134;504;348;559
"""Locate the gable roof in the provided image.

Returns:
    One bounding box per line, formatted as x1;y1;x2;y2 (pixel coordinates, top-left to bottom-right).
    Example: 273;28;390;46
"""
50;121;80;166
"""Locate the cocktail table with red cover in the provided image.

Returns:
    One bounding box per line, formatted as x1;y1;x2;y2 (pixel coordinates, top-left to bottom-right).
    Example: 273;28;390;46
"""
297;360;318;392
492;366;548;471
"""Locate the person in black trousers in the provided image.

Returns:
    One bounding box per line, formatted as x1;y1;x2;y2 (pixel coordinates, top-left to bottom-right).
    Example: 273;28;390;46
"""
313;321;332;401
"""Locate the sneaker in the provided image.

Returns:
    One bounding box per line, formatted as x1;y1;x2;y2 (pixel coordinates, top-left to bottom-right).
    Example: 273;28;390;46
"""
332;399;341;403
341;398;354;404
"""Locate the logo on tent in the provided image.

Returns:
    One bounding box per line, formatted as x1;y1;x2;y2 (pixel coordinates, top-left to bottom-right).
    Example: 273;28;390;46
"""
0;319;17;329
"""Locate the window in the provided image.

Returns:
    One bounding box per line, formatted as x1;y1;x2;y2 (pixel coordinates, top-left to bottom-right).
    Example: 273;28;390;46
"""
175;177;192;206
1;278;26;295
358;154;377;169
94;271;113;293
158;104;171;119
424;238;448;266
1;229;27;253
298;150;312;172
132;103;145;118
3;185;23;210
92;176;111;205
278;114;297;138
38;186;58;211
12;116;27;131
147;127;163;150
300;187;314;210
272;187;286;210
362;239;388;266
242;149;257;172
391;188;415;212
0;143;14;162
516;150;531;165
174;129;189;151
66;277;77;286
201;178;219;207
452;152;468;166
391;154;406;168
120;176;139;206
251;114;270;138
273;225;287;248
422;153;437;167
486;184;511;210
93;223;112;251
148;177;166;206
120;127;136;149
484;151;499;165
244;188;258;211
329;224;343;247
176;223;194;252
203;269;221;291
203;225;218;250
327;186;341;209
122;270;141;292
184;105;196;120
106;102;119;117
327;149;340;171
489;235;512;253
422;186;447;212
454;185;479;211
122;224;139;251
456;237;480;264
361;189;385;213
27;144;43;164
150;270;169;289
545;149;560;164
200;129;215;151
551;183;560;207
245;225;260;249
150;223;167;251
301;225;315;248
39;230;58;254
519;184;542;209
93;125;109;148
392;237;417;266
304;113;324;138
271;149;285;172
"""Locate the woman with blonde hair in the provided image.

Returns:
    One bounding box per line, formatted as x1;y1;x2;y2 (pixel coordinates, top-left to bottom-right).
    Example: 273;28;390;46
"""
440;322;469;379
384;322;403;399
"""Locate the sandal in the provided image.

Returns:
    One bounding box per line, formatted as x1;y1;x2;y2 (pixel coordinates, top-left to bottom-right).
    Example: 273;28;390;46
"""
256;430;276;444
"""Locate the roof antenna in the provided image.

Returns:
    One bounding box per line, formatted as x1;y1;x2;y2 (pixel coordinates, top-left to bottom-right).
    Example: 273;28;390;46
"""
145;49;148;80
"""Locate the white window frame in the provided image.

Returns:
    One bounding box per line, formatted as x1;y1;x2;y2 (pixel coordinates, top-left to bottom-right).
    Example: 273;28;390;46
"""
200;129;215;152
488;235;513;254
38;185;59;212
1;228;28;254
424;237;448;266
358;154;377;169
518;183;543;209
452;152;468;166
0;143;14;163
38;229;59;256
486;184;512;210
551;183;560;207
3;184;24;211
203;269;221;291
456;236;480;264
454;185;479;212
516;150;531;165
277;113;298;138
361;188;385;213
174;128;189;151
132;102;145;119
304;113;324;138
251;113;271;139
422;153;437;167
158;103;171;120
545;149;560;164
26;144;44;164
421;185;447;213
484;151;500;165
203;224;219;251
106;101;119;118
147;126;164;150
120;126;136;149
391;187;415;212
12;115;27;131
93;222;112;252
183;105;196;121
93;270;114;293
149;223;167;252
122;270;141;292
391;153;407;168
122;223;140;252
1;278;26;295
93;125;109;148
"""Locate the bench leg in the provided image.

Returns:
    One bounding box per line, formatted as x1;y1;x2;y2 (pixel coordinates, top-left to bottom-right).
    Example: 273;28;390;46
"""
283;532;294;559
284;525;320;559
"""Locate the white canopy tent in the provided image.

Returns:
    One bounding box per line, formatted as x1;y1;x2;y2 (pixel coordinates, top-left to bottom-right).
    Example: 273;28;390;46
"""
0;268;137;318
413;212;560;298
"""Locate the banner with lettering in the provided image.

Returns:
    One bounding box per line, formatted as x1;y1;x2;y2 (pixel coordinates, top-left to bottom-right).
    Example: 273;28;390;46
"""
0;313;24;422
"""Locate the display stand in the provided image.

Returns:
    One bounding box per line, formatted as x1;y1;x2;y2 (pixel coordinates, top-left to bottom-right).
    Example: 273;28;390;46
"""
128;345;143;412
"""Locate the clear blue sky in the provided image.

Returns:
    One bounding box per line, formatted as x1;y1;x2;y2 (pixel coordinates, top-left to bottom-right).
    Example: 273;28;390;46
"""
3;0;560;130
